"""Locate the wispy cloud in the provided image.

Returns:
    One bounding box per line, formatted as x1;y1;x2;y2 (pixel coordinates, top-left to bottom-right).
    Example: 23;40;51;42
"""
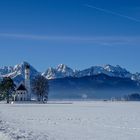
0;33;140;45
85;4;140;23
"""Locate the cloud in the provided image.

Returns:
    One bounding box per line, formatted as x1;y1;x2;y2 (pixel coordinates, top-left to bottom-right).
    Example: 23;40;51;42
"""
0;33;140;45
85;4;140;23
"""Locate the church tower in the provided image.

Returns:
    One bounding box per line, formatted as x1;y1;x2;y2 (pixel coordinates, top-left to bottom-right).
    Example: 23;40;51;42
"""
25;64;31;101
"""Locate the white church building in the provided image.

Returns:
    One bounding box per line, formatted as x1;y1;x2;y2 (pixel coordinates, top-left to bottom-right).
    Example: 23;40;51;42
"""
13;64;31;101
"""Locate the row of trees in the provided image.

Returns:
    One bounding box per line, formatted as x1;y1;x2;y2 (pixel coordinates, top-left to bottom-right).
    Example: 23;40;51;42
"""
124;93;140;101
0;75;49;103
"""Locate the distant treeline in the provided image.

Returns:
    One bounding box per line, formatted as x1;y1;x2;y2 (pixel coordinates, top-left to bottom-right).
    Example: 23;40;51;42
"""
124;93;140;101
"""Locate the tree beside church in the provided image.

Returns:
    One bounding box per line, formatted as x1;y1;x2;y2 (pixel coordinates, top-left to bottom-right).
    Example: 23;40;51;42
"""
0;77;15;103
32;75;49;103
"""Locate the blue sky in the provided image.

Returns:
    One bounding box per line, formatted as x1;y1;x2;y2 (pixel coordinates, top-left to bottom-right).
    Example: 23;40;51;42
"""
0;0;140;73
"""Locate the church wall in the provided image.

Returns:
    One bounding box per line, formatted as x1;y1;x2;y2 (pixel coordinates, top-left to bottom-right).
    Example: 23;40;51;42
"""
15;90;28;101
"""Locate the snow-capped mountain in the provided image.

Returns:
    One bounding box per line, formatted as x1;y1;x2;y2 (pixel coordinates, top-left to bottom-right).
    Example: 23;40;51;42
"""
75;64;132;79
43;64;134;80
0;66;14;76
0;62;40;83
42;64;75;79
131;72;140;81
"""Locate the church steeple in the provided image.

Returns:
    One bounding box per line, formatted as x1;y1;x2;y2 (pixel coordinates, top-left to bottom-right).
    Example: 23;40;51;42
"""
25;64;31;101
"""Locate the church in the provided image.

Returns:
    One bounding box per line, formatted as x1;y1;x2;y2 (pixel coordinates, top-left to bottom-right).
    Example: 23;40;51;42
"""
13;64;31;101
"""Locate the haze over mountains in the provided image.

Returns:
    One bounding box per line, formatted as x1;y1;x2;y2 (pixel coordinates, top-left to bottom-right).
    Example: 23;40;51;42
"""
0;62;140;99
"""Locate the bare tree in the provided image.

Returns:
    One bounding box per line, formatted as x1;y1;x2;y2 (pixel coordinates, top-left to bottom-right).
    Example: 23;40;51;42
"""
32;75;49;103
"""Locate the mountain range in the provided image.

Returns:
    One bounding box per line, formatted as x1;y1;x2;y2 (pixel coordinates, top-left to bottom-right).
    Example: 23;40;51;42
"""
0;62;140;99
42;63;140;81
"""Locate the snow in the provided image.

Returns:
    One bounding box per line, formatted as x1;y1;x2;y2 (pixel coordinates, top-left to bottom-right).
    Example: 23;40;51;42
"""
0;132;10;140
0;101;140;140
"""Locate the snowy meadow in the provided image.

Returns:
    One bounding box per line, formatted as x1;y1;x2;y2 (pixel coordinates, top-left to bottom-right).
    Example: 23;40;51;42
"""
0;101;140;140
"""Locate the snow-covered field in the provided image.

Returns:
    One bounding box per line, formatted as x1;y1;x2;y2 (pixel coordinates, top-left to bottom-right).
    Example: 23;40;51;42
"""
0;101;140;140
